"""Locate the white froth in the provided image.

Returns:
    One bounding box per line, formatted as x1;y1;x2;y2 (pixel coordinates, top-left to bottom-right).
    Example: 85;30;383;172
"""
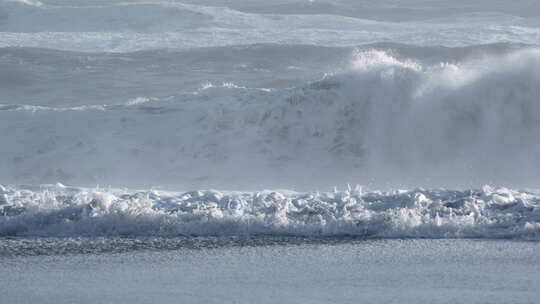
1;184;539;238
1;1;540;223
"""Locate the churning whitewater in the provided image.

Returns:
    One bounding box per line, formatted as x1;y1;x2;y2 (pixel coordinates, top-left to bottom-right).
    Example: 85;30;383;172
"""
1;0;540;240
1;184;540;239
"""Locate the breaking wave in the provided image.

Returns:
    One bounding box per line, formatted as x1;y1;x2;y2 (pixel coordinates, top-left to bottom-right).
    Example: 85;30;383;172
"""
1;48;539;189
1;184;539;239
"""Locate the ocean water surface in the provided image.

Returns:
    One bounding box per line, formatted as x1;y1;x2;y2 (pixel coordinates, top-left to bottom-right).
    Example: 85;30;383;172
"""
1;0;540;302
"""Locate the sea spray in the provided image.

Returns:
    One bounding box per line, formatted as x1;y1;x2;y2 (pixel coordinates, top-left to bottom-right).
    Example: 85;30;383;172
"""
1;49;539;189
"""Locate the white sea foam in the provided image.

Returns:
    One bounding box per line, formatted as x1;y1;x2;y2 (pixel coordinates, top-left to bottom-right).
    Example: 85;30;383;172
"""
1;184;539;238
7;0;43;7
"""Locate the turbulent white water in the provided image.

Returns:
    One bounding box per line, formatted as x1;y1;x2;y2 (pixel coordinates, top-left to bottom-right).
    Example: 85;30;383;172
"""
1;184;539;238
1;0;540;238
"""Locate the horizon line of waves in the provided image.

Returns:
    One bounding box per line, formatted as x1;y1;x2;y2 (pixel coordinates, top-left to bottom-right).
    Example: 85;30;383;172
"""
1;4;540;52
5;0;540;24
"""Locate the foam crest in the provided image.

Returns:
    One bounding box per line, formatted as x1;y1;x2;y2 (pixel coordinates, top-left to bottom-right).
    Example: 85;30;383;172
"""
351;49;421;71
1;184;539;239
11;0;42;6
302;49;540;186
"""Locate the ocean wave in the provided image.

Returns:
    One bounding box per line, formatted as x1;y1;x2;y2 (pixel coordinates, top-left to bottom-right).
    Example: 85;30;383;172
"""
2;43;534;107
1;1;540;51
0;1;214;32
1;49;540;189
178;0;540;22
1;42;532;62
1;184;539;239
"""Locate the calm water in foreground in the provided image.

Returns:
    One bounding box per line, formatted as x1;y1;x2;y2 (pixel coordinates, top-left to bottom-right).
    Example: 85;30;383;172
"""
1;238;539;304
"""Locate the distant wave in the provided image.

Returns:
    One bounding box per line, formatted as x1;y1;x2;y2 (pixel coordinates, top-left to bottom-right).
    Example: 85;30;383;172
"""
0;42;534;62
0;1;214;33
1;184;539;239
1;1;540;51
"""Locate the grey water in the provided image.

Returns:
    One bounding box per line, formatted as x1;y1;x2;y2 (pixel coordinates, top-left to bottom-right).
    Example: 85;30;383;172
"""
1;238;539;304
2;1;540;302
